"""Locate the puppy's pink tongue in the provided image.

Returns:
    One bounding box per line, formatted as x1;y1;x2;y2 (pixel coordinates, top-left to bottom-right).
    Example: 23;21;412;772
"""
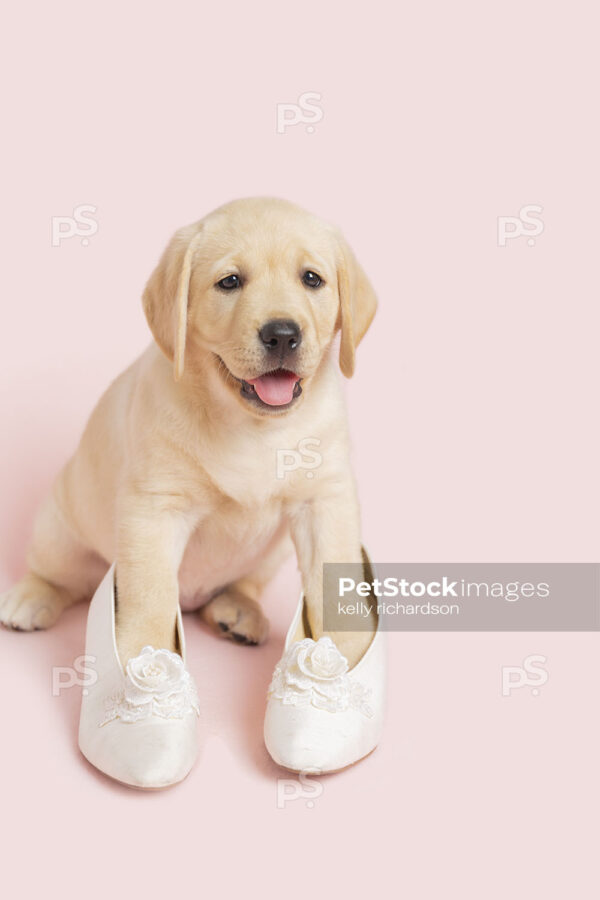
248;371;299;406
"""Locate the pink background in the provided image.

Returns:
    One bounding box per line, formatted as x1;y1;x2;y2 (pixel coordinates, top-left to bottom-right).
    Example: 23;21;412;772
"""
0;2;597;898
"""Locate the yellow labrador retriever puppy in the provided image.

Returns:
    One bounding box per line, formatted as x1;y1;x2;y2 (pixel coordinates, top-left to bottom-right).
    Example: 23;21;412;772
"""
0;197;376;667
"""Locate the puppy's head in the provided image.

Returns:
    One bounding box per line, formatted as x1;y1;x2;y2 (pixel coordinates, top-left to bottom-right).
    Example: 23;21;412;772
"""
143;197;376;416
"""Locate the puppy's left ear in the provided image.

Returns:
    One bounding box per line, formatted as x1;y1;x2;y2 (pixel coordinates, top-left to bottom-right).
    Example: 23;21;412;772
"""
336;235;378;378
142;224;204;381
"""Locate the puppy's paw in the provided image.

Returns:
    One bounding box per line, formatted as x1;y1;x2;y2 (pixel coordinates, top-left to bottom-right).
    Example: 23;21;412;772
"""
0;574;67;631
200;589;269;646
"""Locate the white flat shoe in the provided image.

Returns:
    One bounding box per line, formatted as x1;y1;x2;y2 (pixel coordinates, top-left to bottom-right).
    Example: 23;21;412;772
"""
78;565;200;789
264;550;385;773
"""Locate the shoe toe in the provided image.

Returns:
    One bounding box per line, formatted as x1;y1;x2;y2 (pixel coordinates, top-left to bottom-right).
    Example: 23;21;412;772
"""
82;716;198;789
264;702;367;773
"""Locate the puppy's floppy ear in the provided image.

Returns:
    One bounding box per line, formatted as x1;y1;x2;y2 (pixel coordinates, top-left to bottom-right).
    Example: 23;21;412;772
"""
142;224;204;381
336;234;378;378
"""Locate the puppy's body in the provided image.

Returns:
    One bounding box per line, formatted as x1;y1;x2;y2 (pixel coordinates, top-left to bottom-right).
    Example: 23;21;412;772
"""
0;198;376;665
56;341;351;608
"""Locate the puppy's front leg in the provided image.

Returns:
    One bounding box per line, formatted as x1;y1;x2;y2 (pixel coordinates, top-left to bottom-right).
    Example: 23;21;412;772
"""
115;491;199;665
289;482;374;668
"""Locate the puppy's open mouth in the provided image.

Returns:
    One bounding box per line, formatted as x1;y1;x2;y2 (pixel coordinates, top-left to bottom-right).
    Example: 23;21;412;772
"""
217;357;302;411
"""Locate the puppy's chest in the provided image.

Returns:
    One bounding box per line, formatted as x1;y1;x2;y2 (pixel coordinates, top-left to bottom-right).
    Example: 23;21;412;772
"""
197;431;318;506
179;497;284;604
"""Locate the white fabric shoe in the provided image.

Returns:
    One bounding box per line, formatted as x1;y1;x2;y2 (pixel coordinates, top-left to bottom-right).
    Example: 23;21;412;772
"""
264;551;385;773
78;565;200;789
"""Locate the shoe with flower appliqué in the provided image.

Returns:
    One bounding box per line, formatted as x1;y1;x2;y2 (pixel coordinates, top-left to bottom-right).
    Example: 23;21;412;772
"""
78;565;200;789
264;550;385;773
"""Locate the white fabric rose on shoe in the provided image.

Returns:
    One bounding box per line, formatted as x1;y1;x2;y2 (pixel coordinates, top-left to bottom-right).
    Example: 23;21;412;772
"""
269;637;373;718
102;646;199;725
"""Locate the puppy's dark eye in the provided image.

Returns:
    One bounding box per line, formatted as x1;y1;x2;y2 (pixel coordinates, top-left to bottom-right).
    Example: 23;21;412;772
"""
302;271;323;288
217;274;241;291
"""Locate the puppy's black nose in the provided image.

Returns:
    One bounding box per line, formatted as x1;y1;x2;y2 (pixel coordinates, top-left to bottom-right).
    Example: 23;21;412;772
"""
259;319;302;352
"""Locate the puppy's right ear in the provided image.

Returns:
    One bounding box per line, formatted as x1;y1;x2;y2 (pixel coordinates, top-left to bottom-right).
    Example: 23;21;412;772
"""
142;224;204;381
